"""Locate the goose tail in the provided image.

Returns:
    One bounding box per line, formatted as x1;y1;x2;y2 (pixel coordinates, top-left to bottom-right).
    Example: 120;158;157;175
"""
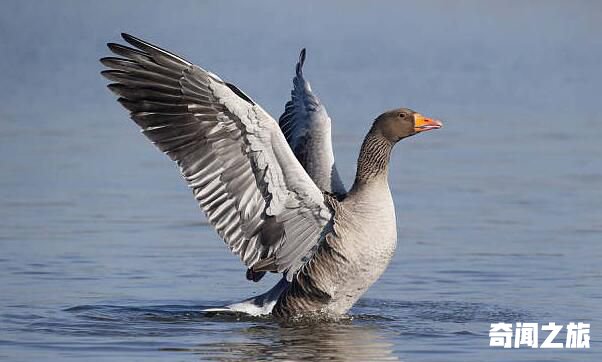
202;278;289;316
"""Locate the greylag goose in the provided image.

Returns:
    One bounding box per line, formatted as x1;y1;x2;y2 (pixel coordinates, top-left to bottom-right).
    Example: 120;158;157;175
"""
101;34;442;319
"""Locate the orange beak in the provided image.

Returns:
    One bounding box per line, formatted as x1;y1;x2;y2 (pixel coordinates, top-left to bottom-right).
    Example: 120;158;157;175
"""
414;113;443;133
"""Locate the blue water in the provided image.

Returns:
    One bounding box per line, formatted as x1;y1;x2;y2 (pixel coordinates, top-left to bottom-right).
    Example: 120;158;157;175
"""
1;1;601;361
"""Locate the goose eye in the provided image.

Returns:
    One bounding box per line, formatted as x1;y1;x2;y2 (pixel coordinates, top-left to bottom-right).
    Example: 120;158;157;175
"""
398;113;407;118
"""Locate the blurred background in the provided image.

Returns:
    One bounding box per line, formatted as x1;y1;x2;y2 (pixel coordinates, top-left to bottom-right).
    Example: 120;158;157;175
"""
0;1;600;361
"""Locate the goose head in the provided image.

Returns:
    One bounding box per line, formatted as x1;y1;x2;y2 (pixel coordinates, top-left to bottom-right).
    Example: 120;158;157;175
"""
374;107;442;143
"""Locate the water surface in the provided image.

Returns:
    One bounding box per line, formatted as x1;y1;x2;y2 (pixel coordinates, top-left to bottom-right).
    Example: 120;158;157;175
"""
1;1;601;361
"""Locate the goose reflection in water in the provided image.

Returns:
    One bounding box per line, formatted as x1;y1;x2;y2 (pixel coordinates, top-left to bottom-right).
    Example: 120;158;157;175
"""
164;319;398;361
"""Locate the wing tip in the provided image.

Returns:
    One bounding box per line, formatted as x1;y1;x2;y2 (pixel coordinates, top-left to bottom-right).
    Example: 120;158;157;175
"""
106;42;146;58
121;33;145;49
118;32;191;67
121;32;144;48
99;56;111;67
99;69;120;80
106;42;119;51
296;48;307;76
100;56;123;66
106;83;125;96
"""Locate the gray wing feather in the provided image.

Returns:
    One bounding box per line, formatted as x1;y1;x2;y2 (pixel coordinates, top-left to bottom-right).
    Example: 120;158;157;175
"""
279;49;345;194
101;34;332;281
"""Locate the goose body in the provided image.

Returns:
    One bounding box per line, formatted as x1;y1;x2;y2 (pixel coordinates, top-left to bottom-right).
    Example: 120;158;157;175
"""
273;178;397;318
101;34;442;319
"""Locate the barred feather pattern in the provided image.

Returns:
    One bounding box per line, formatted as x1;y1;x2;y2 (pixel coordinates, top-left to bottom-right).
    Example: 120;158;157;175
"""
101;34;333;281
353;127;394;186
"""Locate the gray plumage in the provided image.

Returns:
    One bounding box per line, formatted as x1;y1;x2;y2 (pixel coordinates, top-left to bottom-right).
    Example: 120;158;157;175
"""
101;34;442;319
102;34;332;282
278;49;345;195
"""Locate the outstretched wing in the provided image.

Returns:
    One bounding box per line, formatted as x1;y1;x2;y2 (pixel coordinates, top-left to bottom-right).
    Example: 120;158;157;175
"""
101;34;333;281
279;49;345;195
